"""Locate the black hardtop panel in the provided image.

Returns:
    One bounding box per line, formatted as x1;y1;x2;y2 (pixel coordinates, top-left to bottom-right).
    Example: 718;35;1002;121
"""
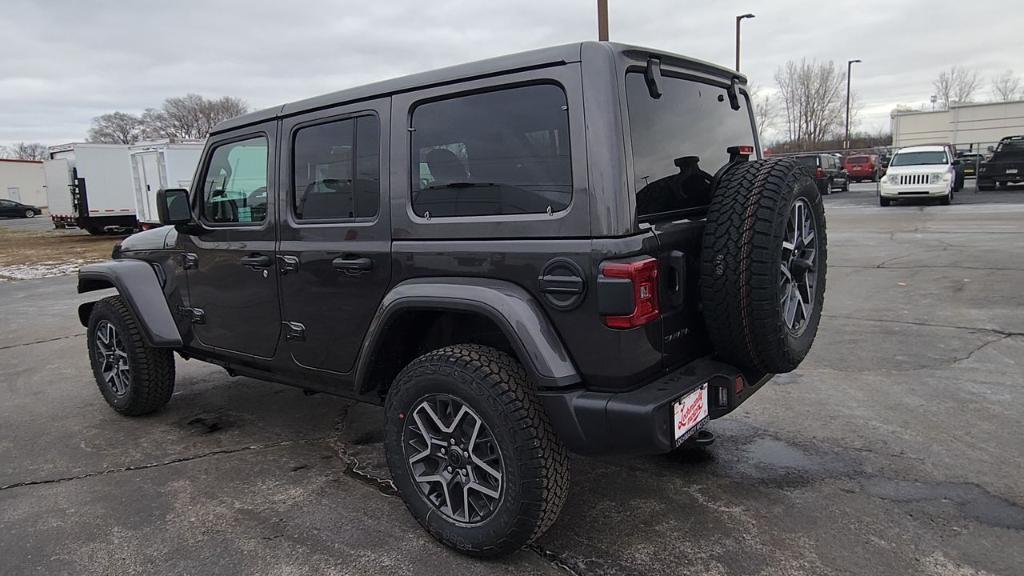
212;42;744;135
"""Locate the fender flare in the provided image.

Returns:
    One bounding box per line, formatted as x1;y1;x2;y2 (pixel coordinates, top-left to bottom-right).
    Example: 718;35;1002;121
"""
77;260;183;348
354;277;581;392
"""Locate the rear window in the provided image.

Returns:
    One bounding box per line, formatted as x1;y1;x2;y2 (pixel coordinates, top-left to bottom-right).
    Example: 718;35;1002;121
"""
794;156;819;167
626;72;755;220
847;155;869;163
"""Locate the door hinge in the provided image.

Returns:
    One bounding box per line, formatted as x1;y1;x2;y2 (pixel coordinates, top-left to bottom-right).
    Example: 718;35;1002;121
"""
182;252;199;270
179;306;206;324
283;321;306;342
278;255;300;274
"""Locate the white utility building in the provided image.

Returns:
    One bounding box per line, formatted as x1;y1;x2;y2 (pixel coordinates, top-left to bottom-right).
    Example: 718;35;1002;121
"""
891;100;1024;151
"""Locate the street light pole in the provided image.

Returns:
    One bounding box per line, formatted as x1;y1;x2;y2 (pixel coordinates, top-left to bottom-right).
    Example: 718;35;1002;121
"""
597;0;609;41
845;59;861;150
735;13;754;72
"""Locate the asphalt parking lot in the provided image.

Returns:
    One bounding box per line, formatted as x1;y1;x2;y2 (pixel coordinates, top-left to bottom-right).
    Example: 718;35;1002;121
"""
1;182;1022;575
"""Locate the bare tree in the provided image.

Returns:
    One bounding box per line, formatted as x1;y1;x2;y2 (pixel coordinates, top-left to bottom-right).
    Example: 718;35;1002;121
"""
749;85;778;141
88;111;145;144
142;94;249;140
933;67;980;108
2;142;49;161
774;59;848;148
991;70;1021;102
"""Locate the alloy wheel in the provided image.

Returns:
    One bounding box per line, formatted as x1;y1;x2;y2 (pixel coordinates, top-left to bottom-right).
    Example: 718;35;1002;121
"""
780;198;818;335
403;394;504;525
95;320;131;397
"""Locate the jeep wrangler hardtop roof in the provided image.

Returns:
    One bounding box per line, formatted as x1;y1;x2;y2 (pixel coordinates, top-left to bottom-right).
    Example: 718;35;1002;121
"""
213;41;746;135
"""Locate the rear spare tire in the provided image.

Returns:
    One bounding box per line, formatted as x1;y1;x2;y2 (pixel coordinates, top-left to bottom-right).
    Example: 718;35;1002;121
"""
700;159;827;374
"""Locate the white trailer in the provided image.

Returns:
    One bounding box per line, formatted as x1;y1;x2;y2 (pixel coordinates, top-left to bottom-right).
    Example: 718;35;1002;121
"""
44;143;136;234
130;141;204;225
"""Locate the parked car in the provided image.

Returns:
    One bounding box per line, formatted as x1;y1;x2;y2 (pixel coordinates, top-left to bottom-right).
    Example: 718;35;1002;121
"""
792;153;848;193
844;154;880;182
879;145;957;206
0;198;42;218
955;151;985;177
978;135;1024;190
75;42;826;557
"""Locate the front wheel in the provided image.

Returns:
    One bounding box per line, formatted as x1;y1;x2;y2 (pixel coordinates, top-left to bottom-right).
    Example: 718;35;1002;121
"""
384;344;569;557
23;209;35;218
87;296;175;415
880;197;891;207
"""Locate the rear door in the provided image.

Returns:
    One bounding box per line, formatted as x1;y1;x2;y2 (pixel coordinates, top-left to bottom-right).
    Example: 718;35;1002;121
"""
277;98;391;374
623;68;758;369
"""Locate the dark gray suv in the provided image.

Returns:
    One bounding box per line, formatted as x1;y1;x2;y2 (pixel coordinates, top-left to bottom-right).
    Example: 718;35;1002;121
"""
77;42;826;556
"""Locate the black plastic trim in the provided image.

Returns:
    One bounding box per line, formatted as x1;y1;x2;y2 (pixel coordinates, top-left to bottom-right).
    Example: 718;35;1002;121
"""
77;259;183;347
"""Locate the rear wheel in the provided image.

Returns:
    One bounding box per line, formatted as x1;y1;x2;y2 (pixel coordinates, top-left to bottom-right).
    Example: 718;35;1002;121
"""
384;344;569;557
87;296;175;415
700;159;827;374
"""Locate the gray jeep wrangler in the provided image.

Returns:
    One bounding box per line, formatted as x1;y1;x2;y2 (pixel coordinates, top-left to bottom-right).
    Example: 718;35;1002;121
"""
78;42;826;556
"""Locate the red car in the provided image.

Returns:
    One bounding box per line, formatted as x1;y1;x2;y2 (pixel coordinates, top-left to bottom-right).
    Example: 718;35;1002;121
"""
844;154;880;182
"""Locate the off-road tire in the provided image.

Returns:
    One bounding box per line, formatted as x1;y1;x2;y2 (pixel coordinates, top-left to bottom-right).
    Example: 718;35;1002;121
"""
700;159;827;373
87;295;175;415
384;344;569;557
880;197;891;207
978;180;995;191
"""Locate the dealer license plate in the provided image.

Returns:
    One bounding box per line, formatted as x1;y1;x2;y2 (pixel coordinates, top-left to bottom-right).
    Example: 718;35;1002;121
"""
672;383;709;445
1007;168;1018;174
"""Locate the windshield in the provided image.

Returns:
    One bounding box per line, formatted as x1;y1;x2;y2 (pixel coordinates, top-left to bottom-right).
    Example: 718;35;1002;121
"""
996;138;1024;152
890;151;948;166
626;72;755;220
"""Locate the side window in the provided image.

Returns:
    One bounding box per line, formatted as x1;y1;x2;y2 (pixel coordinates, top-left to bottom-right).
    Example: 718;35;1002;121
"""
410;83;572;218
293;115;380;220
202;136;269;224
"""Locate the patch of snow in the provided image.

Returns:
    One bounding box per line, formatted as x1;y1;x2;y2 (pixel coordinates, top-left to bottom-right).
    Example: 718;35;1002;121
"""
0;259;99;281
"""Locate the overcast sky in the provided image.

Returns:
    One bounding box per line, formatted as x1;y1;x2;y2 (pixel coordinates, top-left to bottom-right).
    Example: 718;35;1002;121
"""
2;0;1021;147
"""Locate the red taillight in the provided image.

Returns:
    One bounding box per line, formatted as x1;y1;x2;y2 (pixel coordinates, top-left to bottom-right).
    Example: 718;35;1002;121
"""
815;167;824;178
601;257;660;329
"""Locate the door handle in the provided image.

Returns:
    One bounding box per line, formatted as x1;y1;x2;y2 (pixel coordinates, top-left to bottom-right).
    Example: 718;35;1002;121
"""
240;254;272;268
332;256;373;272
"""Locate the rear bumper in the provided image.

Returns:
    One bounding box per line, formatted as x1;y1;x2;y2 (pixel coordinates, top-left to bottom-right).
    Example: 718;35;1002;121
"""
538;357;771;455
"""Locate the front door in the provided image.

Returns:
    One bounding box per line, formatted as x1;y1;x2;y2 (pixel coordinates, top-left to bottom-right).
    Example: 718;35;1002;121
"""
277;99;391;374
182;124;281;358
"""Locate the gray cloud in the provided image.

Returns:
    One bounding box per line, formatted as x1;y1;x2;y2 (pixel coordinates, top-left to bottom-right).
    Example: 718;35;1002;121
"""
2;0;1020;146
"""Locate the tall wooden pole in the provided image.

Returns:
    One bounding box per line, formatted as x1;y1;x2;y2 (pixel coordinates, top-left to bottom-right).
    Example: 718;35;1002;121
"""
598;0;609;41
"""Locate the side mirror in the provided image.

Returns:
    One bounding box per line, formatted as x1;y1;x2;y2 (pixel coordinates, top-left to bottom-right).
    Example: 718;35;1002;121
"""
987;146;995;153
951;159;961;166
156;188;193;226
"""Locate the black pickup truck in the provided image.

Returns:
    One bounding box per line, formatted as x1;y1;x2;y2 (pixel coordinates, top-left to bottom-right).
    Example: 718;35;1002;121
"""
978;135;1024;190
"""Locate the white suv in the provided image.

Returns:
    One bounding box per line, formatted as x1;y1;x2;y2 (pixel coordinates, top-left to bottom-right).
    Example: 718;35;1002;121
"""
879;145;956;206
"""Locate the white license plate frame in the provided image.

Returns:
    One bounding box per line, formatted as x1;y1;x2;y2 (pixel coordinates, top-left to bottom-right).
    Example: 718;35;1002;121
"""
672;383;709;446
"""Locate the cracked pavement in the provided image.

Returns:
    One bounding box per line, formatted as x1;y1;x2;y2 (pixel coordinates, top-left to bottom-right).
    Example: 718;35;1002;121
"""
1;182;1023;575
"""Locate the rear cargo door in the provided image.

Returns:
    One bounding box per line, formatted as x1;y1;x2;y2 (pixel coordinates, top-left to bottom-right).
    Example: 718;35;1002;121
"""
624;69;758;369
43;159;74;217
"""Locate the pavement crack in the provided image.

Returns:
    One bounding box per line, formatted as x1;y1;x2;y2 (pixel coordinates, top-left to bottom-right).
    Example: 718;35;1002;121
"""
0;438;323;492
0;332;85;351
327;438;397;496
527;544;583;576
821;314;1024;337
950;334;1014;365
